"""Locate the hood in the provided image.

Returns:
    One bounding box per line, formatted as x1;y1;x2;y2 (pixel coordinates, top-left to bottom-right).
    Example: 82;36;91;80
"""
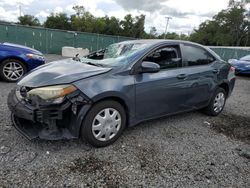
231;60;250;66
3;42;42;55
18;59;112;88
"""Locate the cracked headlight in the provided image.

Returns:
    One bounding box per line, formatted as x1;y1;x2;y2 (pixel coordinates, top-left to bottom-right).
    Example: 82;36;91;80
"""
27;85;77;104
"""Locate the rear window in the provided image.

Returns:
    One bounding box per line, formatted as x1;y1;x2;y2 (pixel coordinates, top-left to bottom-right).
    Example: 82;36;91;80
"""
182;45;215;66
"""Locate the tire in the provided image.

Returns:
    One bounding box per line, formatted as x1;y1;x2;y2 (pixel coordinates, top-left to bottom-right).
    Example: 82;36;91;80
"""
203;88;226;116
0;59;27;82
81;100;126;147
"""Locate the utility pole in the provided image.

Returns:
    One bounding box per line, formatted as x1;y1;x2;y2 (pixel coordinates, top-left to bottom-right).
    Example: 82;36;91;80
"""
164;16;172;39
19;5;22;17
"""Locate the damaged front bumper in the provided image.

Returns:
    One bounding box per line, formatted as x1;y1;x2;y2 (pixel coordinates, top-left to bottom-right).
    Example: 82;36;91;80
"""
7;87;92;140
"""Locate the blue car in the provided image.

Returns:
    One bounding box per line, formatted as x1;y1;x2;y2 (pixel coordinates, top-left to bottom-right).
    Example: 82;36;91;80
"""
0;42;45;82
229;55;250;75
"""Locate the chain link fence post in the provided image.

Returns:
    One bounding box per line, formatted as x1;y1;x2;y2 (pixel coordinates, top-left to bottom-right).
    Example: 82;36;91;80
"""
45;28;48;54
97;33;99;51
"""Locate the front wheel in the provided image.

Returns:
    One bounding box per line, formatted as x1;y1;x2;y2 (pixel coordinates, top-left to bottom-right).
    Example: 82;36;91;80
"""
203;88;226;116
81;100;126;147
0;59;27;82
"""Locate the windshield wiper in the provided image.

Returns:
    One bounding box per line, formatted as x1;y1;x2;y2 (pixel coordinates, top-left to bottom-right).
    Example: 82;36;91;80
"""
72;54;80;61
85;62;105;67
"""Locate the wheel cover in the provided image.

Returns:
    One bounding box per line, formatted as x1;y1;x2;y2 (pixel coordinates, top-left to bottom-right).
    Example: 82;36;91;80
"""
213;92;225;113
92;108;122;142
3;62;24;81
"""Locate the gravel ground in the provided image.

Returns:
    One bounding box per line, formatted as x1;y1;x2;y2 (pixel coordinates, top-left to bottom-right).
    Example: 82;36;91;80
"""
0;55;249;187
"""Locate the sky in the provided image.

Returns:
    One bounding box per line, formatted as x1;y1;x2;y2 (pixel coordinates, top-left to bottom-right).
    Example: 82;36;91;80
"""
0;0;231;34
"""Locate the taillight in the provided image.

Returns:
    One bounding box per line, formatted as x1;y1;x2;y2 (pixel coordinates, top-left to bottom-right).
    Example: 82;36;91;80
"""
230;66;235;72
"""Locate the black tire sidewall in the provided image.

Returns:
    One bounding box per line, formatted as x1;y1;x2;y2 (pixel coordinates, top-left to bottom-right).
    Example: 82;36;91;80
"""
81;100;126;147
0;59;27;82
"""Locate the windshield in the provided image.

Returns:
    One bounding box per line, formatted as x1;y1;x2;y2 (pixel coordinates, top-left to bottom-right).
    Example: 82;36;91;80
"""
104;43;148;59
80;42;151;67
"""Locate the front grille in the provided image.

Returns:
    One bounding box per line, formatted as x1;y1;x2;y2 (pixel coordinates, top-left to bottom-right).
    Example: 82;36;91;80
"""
36;109;63;122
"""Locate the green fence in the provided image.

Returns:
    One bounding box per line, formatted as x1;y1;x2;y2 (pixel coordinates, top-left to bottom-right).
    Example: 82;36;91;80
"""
0;23;134;54
1;23;250;61
210;47;250;62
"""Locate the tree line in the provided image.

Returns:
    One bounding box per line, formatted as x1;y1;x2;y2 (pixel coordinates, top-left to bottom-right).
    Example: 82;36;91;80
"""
15;1;250;46
190;0;250;46
16;5;188;40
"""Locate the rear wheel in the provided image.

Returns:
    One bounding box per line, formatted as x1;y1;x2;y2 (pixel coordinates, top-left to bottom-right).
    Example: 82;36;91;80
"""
81;100;126;147
0;59;27;82
203;88;226;116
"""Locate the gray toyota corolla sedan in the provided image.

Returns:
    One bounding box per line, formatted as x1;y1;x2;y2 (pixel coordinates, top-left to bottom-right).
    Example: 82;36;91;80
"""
8;40;236;147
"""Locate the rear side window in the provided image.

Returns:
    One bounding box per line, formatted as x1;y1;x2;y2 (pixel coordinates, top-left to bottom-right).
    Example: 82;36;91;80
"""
182;45;215;66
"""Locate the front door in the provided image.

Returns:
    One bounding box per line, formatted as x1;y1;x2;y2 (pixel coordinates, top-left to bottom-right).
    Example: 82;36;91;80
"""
135;45;191;119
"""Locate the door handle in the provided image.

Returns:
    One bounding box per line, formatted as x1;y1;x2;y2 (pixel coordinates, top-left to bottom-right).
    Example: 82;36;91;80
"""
213;69;219;74
177;74;187;79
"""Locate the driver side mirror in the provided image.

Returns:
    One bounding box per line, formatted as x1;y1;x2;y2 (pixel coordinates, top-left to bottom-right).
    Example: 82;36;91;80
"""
139;61;160;73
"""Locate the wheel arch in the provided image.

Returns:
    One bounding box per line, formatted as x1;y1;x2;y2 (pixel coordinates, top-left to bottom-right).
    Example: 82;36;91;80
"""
0;56;28;70
218;82;230;98
92;95;130;127
75;92;132;138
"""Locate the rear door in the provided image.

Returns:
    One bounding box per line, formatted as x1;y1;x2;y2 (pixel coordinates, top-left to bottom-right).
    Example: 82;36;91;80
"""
180;43;218;108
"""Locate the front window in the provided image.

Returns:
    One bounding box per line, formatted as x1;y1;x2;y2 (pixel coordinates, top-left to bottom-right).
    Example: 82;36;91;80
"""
143;45;182;70
79;42;151;67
